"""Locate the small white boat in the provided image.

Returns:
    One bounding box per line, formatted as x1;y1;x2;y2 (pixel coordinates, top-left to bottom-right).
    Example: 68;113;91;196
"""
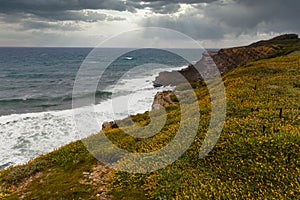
123;56;134;60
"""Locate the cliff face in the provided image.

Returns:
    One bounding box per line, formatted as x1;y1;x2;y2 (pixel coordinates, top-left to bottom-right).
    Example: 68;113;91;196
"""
153;34;300;87
210;45;280;74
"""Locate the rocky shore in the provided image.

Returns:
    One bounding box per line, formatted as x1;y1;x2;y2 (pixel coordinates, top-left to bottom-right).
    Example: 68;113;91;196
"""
104;34;300;129
101;90;178;129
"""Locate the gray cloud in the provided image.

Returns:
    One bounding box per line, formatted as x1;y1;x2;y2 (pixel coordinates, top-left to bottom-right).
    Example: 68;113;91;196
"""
0;10;125;31
0;0;127;32
20;21;81;31
30;10;125;22
203;0;300;34
0;0;217;30
142;0;300;40
147;3;181;14
0;0;128;31
1;0;299;32
0;0;299;46
0;0;217;15
129;0;218;14
142;12;226;40
0;0;130;13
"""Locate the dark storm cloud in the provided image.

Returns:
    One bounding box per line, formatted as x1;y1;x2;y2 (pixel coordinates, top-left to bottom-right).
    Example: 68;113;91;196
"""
0;10;125;31
0;0;217;25
203;0;300;34
0;0;217;32
142;13;226;40
143;0;300;40
0;0;128;31
0;0;299;42
0;0;130;13
0;0;128;29
145;3;181;14
0;0;218;15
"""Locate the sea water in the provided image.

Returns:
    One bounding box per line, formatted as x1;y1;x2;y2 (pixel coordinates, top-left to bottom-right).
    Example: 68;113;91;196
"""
0;47;207;169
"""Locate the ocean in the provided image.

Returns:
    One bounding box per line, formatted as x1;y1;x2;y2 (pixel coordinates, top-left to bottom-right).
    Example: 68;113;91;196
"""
0;47;207;169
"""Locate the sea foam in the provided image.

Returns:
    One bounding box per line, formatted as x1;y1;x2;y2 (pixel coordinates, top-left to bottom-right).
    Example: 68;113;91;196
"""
0;66;183;169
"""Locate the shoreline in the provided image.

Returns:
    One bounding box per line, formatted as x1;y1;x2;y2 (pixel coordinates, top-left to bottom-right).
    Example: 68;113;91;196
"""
1;34;300;199
0;64;187;169
3;33;299;169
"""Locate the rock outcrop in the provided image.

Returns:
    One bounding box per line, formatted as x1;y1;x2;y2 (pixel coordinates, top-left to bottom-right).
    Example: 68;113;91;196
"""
151;91;177;110
100;91;177;131
153;64;201;87
102;121;118;130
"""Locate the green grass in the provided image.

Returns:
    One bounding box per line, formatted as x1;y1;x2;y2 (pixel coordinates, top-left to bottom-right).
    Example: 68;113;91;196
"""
107;55;300;199
1;54;300;199
0;141;102;199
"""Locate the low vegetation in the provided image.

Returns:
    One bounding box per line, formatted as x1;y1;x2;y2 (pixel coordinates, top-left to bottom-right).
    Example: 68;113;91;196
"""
1;54;300;199
107;54;300;199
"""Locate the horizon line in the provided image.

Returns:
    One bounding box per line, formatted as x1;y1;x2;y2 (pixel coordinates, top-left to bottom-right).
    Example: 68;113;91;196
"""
0;46;221;50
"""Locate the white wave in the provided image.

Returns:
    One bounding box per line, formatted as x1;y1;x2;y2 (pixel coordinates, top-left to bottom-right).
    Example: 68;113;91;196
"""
0;65;185;168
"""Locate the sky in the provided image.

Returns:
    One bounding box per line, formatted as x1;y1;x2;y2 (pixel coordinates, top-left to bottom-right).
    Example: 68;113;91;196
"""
0;0;299;48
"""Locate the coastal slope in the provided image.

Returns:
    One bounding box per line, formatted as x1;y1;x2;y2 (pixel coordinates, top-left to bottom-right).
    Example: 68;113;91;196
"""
1;35;300;199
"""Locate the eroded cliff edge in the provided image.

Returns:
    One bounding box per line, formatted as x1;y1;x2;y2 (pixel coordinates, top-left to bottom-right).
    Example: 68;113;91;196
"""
153;34;300;87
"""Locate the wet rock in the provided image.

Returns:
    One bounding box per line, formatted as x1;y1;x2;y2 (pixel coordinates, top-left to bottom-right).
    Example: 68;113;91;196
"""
101;121;118;130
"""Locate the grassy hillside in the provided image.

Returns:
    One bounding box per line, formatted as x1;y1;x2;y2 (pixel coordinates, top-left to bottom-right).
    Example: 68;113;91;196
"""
1;54;300;199
250;34;300;58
